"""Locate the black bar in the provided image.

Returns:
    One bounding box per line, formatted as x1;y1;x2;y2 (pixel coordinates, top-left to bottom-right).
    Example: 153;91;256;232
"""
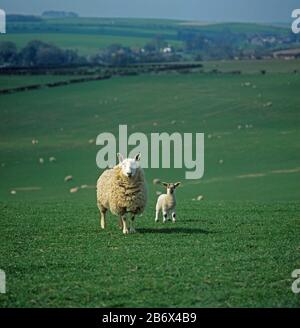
0;308;298;327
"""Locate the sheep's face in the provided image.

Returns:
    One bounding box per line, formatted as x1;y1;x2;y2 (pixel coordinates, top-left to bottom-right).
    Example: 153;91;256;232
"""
117;153;141;178
162;182;181;194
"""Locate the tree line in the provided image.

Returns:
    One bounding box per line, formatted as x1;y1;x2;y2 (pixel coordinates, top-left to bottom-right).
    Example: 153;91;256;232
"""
0;37;179;68
0;40;86;67
1;29;300;68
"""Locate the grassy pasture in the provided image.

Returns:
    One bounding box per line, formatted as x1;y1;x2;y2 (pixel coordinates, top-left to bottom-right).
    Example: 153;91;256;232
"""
0;201;299;307
203;59;300;74
193;22;289;35
4;17;183;55
0;75;78;90
3;17;290;56
0;59;300;307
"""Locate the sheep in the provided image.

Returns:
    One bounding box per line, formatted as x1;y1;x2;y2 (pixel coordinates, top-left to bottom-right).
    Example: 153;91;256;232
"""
197;195;204;201
97;152;147;234
64;175;73;182
70;187;79;193
155;182;181;223
152;178;161;185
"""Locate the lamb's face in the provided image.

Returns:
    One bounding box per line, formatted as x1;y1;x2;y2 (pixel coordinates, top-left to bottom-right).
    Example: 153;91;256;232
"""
162;182;181;194
118;153;141;178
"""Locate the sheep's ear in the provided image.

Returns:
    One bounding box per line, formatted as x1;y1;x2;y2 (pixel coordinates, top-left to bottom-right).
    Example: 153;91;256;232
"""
161;182;169;188
135;153;141;161
117;153;124;163
174;182;181;188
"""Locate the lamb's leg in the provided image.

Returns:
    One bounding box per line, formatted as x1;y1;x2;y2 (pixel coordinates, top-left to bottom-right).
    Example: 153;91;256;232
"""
155;209;160;222
129;215;136;233
171;211;176;223
163;210;168;224
99;205;107;229
121;215;129;235
167;212;172;221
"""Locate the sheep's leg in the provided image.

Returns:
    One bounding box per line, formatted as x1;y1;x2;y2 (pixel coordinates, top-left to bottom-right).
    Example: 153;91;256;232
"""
171;211;176;223
129;215;136;233
99;205;107;229
118;217;123;230
163;210;168;224
121;215;129;235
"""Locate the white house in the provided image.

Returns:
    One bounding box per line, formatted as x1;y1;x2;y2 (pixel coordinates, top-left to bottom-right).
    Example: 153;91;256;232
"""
0;8;6;34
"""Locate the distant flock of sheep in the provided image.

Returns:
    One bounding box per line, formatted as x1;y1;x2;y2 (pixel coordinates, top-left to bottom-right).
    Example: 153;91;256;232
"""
97;153;181;234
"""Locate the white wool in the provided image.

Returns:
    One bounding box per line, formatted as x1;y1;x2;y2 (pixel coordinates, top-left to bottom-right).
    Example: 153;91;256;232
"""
96;154;147;234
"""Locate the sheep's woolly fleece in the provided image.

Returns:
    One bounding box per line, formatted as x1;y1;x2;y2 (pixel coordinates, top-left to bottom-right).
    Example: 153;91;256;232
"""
97;165;147;216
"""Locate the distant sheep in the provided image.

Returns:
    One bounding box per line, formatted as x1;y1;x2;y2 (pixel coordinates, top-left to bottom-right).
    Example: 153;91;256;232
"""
70;187;79;193
97;153;147;234
153;178;161;185
64;175;73;182
155;182;181;223
32;139;39;145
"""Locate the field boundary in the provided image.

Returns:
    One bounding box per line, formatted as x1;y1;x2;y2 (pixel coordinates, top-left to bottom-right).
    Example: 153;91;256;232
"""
0;63;203;94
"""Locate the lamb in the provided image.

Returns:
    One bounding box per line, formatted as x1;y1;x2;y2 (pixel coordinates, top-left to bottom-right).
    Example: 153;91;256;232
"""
97;153;147;234
155;182;181;223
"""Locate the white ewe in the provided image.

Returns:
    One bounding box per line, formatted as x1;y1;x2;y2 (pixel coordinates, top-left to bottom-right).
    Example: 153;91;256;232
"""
97;153;147;234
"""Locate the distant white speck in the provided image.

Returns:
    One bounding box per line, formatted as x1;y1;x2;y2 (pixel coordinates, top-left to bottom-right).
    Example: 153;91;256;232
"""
153;178;161;185
70;187;79;193
64;175;73;182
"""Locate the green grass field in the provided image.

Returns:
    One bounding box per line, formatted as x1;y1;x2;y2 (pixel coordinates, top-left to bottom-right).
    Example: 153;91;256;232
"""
4;17;183;55
4;17;290;56
203;59;300;74
0;75;78;90
0;60;300;307
1;201;299;307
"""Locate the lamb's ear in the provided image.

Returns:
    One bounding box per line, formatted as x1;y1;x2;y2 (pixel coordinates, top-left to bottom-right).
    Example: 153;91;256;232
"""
117;153;124;163
161;182;169;188
135;153;141;161
174;182;181;188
